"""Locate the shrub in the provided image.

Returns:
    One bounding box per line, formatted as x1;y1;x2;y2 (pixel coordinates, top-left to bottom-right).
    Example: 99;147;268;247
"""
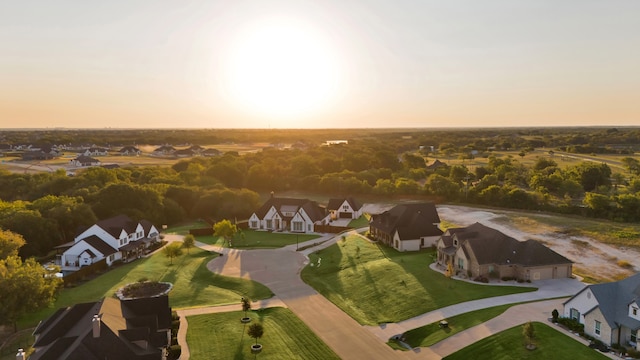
167;345;181;360
474;276;489;283
617;260;633;269
552;309;559;322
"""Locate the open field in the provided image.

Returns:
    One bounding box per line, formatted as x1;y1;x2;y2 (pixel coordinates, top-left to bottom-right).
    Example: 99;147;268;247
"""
18;248;273;329
443;322;609;360
301;235;535;326
186;307;341;360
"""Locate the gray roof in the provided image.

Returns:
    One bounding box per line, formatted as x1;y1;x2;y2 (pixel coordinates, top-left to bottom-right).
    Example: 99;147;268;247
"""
457;223;572;266
370;203;443;240
573;272;640;330
31;296;171;360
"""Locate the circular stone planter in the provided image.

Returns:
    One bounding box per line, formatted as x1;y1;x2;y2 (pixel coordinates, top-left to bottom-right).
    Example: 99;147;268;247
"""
116;281;173;300
526;344;537;351
240;317;252;323
251;344;263;354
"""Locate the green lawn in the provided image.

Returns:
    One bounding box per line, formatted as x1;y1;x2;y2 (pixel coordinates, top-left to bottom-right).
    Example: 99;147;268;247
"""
18;248;273;329
399;303;521;348
186;307;340;360
347;214;370;228
301;236;536;326
164;221;209;235
196;229;319;248
443;322;609;360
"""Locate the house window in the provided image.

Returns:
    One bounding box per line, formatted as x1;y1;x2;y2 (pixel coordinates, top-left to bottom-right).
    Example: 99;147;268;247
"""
634;307;638;316
631;329;637;343
308;224;312;232
342;205;349;211
453;239;458;246
570;308;580;321
251;221;257;228
457;258;464;269
266;220;272;229
292;222;303;232
594;320;601;336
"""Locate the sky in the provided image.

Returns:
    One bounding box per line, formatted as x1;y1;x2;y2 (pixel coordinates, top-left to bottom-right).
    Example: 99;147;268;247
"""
1;0;639;129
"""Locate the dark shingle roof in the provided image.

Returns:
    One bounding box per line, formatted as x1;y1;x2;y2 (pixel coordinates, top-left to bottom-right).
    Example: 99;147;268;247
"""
458;223;572;266
95;214;138;238
370;203;442;240
31;296;171;360
83;235;117;256
327;197;363;211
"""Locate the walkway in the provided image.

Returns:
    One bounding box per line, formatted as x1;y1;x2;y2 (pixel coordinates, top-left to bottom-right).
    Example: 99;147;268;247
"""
175;232;591;359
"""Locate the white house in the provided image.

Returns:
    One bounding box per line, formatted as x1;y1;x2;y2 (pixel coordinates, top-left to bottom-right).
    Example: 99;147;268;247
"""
563;272;640;349
80;147;109;156
57;215;159;272
327;197;363;220
248;196;329;233
69;156;101;167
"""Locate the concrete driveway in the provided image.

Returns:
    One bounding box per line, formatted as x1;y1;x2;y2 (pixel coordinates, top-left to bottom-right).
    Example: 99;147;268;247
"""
177;233;589;359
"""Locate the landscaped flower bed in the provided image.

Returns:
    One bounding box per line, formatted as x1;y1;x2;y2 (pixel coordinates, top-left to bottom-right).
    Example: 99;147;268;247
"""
116;281;173;300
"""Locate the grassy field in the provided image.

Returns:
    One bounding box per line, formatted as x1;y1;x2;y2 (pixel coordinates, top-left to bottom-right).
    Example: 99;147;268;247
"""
347;214;370;228
0;331;33;360
443;322;609;360
398;303;523;348
164;221;210;235
186;307;340;360
196;229;320;248
300;235;536;325
18;248;273;329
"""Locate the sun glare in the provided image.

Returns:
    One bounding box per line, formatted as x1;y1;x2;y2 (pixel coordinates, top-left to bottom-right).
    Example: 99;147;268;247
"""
221;16;344;122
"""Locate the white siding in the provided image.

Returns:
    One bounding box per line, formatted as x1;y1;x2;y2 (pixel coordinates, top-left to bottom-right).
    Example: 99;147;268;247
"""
563;288;599;324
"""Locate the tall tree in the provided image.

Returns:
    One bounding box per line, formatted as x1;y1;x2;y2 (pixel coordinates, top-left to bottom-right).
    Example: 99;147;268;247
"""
0;230;62;332
182;234;195;254
0;229;25;259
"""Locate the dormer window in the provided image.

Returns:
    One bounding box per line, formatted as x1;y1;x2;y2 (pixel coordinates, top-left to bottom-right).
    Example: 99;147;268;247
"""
634;307;638;316
453;239;458;246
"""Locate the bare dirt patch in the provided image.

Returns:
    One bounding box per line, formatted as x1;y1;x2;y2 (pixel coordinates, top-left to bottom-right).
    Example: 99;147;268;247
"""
437;205;638;283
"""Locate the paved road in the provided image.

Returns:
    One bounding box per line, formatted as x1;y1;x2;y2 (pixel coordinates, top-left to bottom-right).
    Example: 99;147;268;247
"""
174;233;590;359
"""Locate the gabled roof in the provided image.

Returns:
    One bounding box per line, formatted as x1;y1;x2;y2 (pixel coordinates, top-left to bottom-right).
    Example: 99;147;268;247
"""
83;235;118;256
327;197;363;211
427;159;448;169
119;146;140;153
94;214;138;238
254;197;327;222
456;223;572;266
31;295;171;360
569;272;640;330
370;203;442;240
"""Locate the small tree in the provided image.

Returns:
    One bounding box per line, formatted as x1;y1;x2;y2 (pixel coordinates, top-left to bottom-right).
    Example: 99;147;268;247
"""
163;242;183;265
241;297;251;318
182;234;195;254
523;321;535;348
551;309;559;323
213;219;237;247
248;323;264;345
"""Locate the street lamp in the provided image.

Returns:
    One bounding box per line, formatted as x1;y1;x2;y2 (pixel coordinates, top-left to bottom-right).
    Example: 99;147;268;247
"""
296;234;299;250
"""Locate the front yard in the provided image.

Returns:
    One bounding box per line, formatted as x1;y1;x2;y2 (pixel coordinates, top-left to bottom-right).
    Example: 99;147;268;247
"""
186;307;340;360
196;229;320;249
19;248;273;329
443;322;609;360
301;235;536;326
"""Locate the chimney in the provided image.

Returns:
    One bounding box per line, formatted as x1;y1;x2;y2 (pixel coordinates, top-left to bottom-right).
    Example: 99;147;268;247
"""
16;349;25;360
92;315;100;338
270;191;274;198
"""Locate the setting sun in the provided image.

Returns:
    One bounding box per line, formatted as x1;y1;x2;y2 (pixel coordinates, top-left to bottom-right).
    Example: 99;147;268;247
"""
220;16;344;121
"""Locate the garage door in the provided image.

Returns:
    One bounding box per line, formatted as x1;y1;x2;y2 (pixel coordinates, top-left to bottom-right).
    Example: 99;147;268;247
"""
339;212;352;219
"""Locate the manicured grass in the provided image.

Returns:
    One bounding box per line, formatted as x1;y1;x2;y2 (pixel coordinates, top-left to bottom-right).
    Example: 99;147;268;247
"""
186;307;340;360
400;303;519;348
164;221;209;235
0;331;33;360
347;214;370;228
443;322;609;360
301;236;536;326
18;248;273;329
196;229;319;249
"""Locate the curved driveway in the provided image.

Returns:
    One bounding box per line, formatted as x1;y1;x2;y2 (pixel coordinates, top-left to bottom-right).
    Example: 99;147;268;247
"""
177;233;586;359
